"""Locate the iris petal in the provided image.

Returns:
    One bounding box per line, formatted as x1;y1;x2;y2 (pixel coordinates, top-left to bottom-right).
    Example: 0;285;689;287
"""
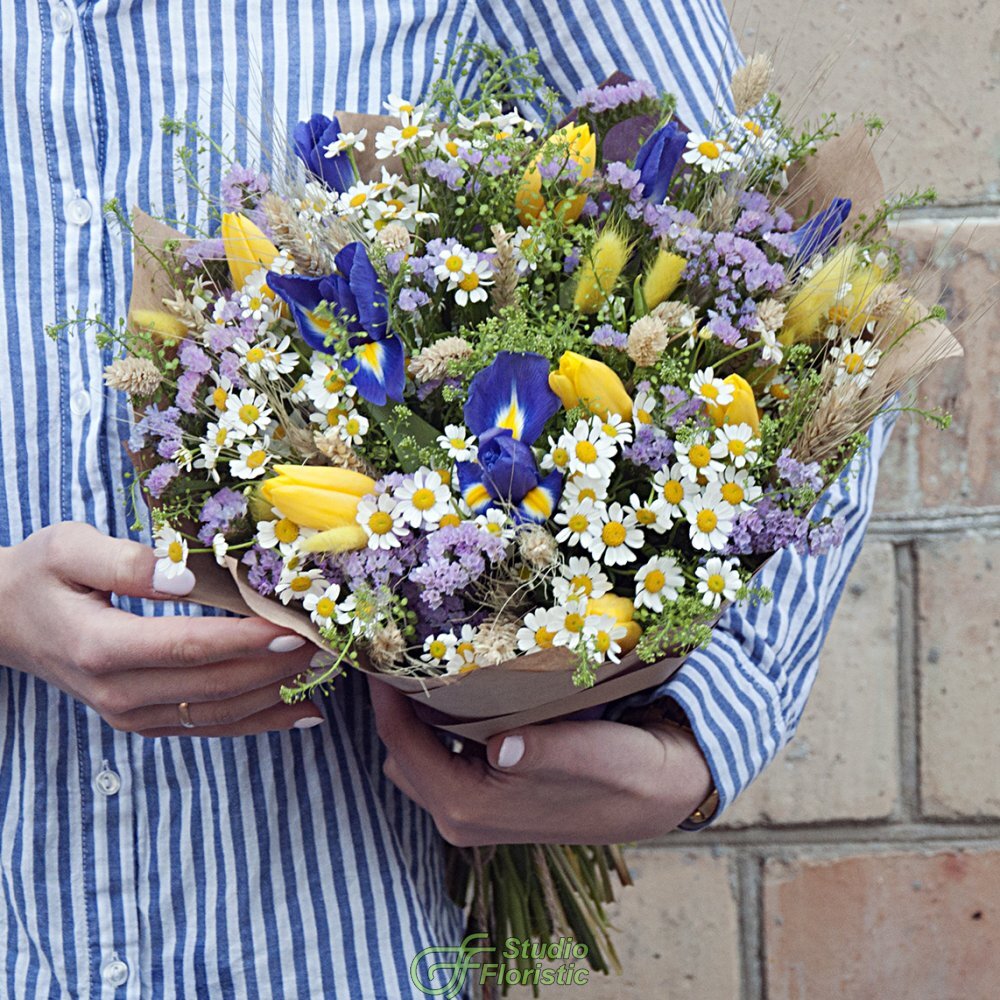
464;351;560;445
516;468;564;524
343;334;406;405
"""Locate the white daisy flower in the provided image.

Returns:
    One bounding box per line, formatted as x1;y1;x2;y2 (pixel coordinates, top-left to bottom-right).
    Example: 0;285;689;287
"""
696;557;742;609
632;389;658;428
714;423;761;468
682;133;740;173
233;335;298;380
634;554;685;612
374;120;432;159
516;608;562;654
356;494;409;550
275;566;326;605
475;507;515;541
830;338;882;388
337;411;369;446
718;468;763;510
550;599;592;651
451;256;494;307
690;367;735;408
238;272;277;322
551;557;611;603
304;584;342;628
337;181;376;217
651;463;697;521
583;501;644;566
395;469;452;529
211;532;229;567
153;524;188;579
221;388;273;436
553;498;600;547
540;435;572;474
422;631;458;666
230;438;272;479
596;412;634;447
383;94;424;123
256;511;305;550
587;614;629;664
431;131;471;160
444;625;482;675
324;128;367;157
561;419;616;481
628;492;672;534
437;424;477;462
434;244;474;284
675;434;725;483
511;225;544;274
561;474;609;507
759;327;783;364
683;484;735;552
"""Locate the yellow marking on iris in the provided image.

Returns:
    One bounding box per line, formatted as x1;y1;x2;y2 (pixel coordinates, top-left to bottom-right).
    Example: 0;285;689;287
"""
520;486;553;519
496;393;524;439
361;342;384;378
464;484;490;509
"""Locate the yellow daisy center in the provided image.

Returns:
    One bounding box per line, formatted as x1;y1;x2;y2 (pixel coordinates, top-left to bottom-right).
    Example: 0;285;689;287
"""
444;140;459;157
828;304;851;325
290;575;313;593
411;487;436;511
697;140;720;159
637;408;653;425
449;436;467;449
344;418;361;435
439;512;461;528
770;382;790;400
401;124;419;139
689;444;711;468
564;613;584;634
368;511;394;535
645;570;665;593
601;522;626;547
167;541;184;563
551;447;569;468
843;352;866;375
238;403;260;425
568;513;589;534
458;272;480;292
534;626;555;649
324;372;345;392
445;254;465;273
700;383;719;400
577;487;598;502
575;441;598;463
696;509;719;533
274;519;299;544
212;387;228;410
707;573;726;594
246;449;267;469
428;639;448;660
570;574;593;596
721;483;745;505
662;480;685;505
594;631;611;654
743;120;763;137
349;192;368;208
245;347;266;364
214;428;228;446
728;439;747;456
635;507;656;526
315;597;335;618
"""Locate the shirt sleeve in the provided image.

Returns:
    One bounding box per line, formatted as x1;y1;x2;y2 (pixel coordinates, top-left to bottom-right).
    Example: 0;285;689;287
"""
611;412;898;827
474;0;743;129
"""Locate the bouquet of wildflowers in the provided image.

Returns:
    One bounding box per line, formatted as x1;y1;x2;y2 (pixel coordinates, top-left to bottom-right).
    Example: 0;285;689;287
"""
79;48;958;983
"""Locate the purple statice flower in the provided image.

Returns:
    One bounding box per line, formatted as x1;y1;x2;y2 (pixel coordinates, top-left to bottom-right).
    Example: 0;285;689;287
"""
576;78;656;113
218;350;244;387
182;237;226;269
604;161;642;192
339;541;419;591
146;461;179;498
137;405;183;460
776;449;825;491
243;544;283;597
644;203;704;247
176;370;204;414
178;338;212;375
660;385;704;428
221;164;270;211
482;153;511;176
580;196;602;219
398;287;430;312
197;487;248;544
805;516;846;556
459;146;483;167
537;159;563;181
591;324;628;350
562;247;581;274
424;157;465;190
408;523;507;609
206;323;239;353
725;497;809;555
374;472;408;495
622;424;675;472
385;251;406;276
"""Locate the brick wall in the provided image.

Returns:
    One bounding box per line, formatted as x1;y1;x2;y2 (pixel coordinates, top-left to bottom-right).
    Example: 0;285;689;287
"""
517;3;1000;996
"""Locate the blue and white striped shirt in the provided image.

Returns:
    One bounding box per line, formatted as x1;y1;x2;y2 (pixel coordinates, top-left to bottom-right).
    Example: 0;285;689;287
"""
0;2;886;996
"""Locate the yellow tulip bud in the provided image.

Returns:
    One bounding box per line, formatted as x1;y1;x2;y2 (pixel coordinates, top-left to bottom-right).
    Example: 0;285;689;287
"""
516;124;597;226
129;309;188;344
221;212;280;292
573;229;629;314
260;464;376;534
586;594;641;654
642;251;686;310
299;525;370;554
781;244;858;344
706;374;760;434
549;351;633;420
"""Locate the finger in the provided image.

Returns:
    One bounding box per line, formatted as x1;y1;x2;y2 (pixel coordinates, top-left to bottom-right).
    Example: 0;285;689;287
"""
78;608;309;673
99;644;322;709
134;700;325;739
50;523;196;599
381;753;431;811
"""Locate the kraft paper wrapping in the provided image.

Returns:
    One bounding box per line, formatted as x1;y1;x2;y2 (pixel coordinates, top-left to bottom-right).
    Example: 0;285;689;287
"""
130;115;963;742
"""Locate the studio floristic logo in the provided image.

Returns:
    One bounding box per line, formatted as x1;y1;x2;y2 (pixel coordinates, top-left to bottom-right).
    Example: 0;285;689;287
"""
410;932;590;997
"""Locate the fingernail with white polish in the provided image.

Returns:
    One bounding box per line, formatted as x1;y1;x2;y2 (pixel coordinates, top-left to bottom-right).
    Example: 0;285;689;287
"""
268;635;307;653
152;565;196;597
294;716;324;729
497;735;524;769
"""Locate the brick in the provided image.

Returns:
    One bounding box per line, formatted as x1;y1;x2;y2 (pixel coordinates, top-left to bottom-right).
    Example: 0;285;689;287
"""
721;542;899;826
764;849;1000;1000
918;532;1000;816
510;849;740;999
726;1;1000;205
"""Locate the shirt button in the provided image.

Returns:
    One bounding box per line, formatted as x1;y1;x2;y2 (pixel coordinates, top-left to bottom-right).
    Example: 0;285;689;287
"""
94;768;121;797
51;4;73;33
102;959;129;988
70;389;91;416
67;197;93;225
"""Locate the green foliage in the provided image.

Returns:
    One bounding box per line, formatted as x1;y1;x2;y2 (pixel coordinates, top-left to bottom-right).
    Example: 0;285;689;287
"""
635;595;717;663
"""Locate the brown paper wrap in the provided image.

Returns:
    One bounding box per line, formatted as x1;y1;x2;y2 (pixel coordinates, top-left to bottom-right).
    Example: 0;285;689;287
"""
128;114;963;743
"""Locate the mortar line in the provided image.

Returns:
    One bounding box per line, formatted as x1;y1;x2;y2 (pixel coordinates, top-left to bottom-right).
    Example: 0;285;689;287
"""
736;853;763;1000
896;542;921;818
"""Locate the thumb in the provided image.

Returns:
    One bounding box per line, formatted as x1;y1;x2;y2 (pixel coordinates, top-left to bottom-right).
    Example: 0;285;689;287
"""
52;523;196;599
486;720;586;774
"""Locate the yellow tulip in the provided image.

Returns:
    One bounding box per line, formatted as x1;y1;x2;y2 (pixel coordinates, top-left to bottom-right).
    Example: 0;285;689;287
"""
642;251;686;310
549;351;633;420
129;308;188;344
573;229;629;314
221;212;280;292
300;525;369;554
706;374;760;434
586;595;642;654
781;244;858;344
260;464;376;534
516;123;597;226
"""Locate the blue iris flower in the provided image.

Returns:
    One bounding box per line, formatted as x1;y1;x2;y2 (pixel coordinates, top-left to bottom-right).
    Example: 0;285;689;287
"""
456;352;563;523
787;197;852;275
633;120;687;204
292;113;354;193
268;242;405;405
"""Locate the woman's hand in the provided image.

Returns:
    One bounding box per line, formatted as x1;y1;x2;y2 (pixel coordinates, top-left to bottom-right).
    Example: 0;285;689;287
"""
368;676;713;846
0;522;325;736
